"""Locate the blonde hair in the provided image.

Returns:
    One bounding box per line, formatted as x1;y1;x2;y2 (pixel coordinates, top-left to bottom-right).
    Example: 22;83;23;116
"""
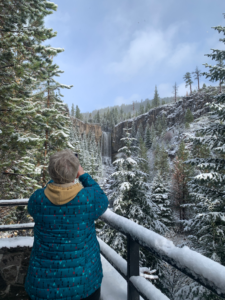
48;149;80;184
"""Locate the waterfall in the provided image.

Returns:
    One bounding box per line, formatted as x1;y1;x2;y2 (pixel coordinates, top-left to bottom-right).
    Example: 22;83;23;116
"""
101;131;112;165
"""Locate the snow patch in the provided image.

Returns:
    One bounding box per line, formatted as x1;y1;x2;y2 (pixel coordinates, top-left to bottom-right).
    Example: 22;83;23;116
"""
0;237;34;249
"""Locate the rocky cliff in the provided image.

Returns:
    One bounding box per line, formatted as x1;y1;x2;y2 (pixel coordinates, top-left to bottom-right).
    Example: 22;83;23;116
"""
71;117;102;143
112;87;221;159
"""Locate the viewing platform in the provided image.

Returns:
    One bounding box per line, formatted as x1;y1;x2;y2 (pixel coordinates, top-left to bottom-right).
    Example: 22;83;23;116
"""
0;199;225;300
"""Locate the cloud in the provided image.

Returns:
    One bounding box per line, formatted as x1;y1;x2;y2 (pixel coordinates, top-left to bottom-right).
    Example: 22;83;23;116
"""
107;23;197;80
168;43;197;69
107;26;174;79
114;93;141;106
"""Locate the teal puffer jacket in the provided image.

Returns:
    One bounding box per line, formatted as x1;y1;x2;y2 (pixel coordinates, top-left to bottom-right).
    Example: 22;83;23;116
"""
25;173;109;300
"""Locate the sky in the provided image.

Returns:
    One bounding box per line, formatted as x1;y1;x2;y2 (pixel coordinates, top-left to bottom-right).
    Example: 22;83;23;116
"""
45;0;225;113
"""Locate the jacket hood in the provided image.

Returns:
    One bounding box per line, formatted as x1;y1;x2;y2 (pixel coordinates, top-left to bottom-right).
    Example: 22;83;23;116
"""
44;182;83;205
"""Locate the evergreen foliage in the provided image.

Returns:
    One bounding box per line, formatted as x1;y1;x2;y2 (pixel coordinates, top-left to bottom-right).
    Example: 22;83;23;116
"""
185;108;194;124
138;137;149;174
192;67;202;91
151;172;172;227
0;0;72;198
69;126;102;182
183;72;193;94
154;144;169;177
98;126;167;265
75;105;83;120
144;124;152;149
152;86;160;107
71;104;75;117
172;141;193;225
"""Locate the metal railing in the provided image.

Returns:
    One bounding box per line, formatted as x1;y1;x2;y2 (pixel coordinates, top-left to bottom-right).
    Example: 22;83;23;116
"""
0;199;225;300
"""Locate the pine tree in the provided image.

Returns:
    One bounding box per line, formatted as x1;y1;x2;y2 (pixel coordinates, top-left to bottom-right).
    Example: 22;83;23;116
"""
154;144;169;178
155;117;164;136
71;104;75;117
182;18;225;270
98;126;167;264
183;72;193;94
145;124;152;149
96;110;100;123
0;0;69;198
192;66;202;91
171;141;193;226
136;123;144;143
138;100;145;115
150;124;157;149
145;99;151;112
202;83;207;89
172;82;179;103
152;85;160;107
138;137;149;174
203;14;225;93
75;105;82;120
151;172;172;227
185;108;194;123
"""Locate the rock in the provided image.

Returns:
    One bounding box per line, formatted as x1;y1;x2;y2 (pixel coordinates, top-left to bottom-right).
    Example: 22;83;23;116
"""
112;90;216;158
0;252;23;269
0;246;32;297
71;117;102;144
2;265;18;283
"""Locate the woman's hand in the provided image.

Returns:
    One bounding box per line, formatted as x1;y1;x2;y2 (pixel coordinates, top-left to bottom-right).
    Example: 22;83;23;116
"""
76;165;85;178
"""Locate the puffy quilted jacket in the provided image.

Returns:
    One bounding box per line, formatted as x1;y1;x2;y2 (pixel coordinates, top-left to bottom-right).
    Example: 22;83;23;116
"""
24;173;109;300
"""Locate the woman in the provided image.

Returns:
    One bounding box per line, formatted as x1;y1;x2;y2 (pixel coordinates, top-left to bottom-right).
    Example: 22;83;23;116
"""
25;149;109;300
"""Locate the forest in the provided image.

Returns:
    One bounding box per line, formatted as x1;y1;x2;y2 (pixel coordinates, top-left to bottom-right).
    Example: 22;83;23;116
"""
0;1;225;300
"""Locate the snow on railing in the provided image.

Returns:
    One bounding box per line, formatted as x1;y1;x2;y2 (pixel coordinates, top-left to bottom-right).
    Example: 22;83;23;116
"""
0;223;34;231
99;209;225;299
0;199;29;206
1;202;225;299
98;237;169;300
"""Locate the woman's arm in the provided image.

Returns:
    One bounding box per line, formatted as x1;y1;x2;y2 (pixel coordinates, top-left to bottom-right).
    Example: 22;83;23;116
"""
78;167;109;220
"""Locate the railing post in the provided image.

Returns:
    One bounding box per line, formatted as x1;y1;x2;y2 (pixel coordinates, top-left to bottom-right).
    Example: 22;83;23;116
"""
127;234;140;300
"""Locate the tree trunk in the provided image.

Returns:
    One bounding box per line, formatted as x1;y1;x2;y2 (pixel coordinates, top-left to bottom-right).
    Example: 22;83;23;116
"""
43;79;50;187
198;77;199;91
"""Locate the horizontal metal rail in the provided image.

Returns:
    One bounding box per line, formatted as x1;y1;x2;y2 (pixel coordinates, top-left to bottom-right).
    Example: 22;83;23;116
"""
98;237;169;300
0;223;34;231
99;210;225;299
0;200;225;299
0;199;29;206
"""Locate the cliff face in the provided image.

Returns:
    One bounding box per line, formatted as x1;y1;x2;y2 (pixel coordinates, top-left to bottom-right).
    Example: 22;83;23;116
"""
71;118;102;143
112;90;215;158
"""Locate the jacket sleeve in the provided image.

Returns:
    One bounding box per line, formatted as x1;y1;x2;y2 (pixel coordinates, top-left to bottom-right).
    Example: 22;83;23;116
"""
27;191;36;218
79;173;109;220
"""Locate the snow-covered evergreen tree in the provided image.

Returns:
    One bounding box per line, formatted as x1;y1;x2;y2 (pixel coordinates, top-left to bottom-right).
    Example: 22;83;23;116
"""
0;0;72;199
32;59;73;187
151;172;172;227
181;18;225;289
145;124;152;149
98;125;167;266
154;144;169;178
138;137;149;174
